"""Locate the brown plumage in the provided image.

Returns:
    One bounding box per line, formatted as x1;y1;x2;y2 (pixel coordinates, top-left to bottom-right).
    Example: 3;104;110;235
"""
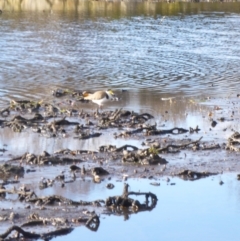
83;89;117;107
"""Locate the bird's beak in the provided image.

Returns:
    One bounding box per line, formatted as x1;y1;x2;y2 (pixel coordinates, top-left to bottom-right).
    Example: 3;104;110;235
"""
108;90;115;96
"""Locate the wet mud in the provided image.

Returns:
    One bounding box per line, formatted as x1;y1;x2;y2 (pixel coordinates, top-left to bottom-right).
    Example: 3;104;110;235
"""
0;89;240;240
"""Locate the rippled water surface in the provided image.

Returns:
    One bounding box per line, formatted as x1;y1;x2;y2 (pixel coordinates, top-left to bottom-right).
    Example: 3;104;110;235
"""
1;3;240;240
1;2;240;154
1;3;240;104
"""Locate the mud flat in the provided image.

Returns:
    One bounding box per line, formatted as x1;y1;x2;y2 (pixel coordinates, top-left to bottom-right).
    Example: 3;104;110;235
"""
0;89;240;239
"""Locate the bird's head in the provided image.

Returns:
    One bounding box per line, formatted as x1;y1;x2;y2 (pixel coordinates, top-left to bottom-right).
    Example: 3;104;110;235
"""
106;89;115;96
107;89;119;101
82;91;90;97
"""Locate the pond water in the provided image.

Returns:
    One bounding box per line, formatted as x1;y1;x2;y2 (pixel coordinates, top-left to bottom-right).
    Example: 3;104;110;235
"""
1;1;240;240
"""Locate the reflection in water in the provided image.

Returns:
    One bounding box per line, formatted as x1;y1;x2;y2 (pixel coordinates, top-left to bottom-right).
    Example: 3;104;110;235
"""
0;3;240;240
53;175;240;241
0;94;213;157
0;3;240;103
2;1;240;16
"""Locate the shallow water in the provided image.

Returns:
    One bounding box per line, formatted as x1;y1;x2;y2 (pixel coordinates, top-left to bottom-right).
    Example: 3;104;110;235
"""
1;2;240;240
2;173;240;241
53;174;240;241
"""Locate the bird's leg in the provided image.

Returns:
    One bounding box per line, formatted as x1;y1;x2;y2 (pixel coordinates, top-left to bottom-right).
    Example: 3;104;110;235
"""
97;105;103;112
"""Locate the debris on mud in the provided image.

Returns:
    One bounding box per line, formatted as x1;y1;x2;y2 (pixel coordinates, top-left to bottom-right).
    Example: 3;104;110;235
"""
0;92;240;239
0;183;157;240
174;169;217;181
226;132;240;152
105;183;157;212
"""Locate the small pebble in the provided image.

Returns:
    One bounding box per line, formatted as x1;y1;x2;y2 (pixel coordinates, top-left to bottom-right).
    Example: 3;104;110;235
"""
219;180;224;185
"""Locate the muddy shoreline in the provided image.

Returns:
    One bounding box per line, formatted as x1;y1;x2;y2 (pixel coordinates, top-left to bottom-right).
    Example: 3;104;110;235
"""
0;89;240;239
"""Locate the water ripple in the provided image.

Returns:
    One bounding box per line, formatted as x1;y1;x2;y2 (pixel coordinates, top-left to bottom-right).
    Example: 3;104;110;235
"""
0;11;240;103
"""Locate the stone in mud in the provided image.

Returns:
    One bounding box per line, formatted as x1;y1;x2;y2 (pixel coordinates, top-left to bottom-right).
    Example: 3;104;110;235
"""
106;183;115;189
0;163;24;176
176;169;217;181
141;154;168;165
150;182;160;186
91;167;109;176
211;120;217;127
70;165;81;172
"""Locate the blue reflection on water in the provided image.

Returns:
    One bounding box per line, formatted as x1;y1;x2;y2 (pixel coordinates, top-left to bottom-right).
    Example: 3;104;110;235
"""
55;174;240;241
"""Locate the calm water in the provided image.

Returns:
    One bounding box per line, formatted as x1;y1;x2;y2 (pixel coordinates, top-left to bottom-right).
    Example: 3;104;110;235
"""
55;175;240;241
1;2;240;240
